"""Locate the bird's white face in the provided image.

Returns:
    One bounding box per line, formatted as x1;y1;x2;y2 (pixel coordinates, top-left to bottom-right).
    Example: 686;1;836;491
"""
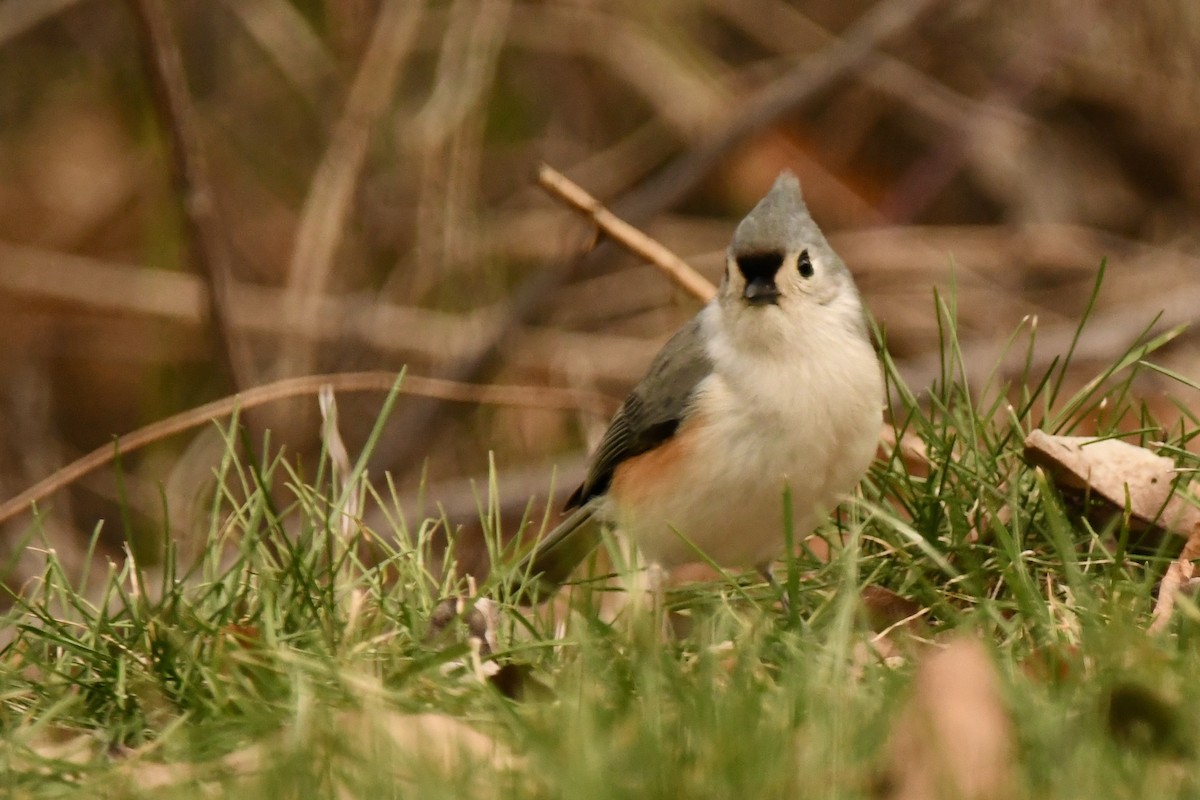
717;242;854;352
713;172;865;352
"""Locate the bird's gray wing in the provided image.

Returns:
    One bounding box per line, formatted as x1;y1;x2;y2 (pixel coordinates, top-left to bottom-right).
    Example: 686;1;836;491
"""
510;314;714;601
565;314;714;509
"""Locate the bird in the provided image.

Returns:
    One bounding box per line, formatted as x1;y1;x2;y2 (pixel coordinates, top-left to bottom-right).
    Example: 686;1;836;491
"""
511;171;882;602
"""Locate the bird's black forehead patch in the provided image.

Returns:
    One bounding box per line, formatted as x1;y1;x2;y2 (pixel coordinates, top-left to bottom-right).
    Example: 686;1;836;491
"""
735;251;784;281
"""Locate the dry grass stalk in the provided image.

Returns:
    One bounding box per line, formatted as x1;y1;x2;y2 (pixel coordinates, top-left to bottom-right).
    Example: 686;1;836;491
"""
879;637;1015;800
0;371;613;527
537;164;716;304
0;240;661;387
217;0;338;105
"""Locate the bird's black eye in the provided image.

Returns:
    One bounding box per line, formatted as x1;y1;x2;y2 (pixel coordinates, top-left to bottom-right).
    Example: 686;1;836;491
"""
798;249;814;278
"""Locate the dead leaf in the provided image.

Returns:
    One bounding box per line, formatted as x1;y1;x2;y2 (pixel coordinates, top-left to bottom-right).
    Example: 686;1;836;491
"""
1149;522;1200;633
878;637;1015;800
118;740;262;791
861;586;925;634
1024;429;1200;541
20;730;98;767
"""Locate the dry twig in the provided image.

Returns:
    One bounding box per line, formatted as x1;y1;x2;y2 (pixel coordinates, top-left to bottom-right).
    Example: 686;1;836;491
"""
0;240;659;387
217;0;338;106
537;164;716;303
878;21;1072;222
0;371;613;527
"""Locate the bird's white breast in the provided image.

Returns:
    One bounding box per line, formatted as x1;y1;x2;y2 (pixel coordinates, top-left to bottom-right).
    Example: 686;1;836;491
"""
615;300;882;569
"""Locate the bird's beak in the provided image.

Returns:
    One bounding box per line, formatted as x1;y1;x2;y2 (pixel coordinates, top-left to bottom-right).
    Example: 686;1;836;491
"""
742;276;780;306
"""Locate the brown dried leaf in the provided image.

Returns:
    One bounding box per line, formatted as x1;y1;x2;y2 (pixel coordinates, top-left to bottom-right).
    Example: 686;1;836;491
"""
861;585;925;634
22;731;99;767
1023;429;1200;540
118;741;262;791
878;637;1015;800
1149;522;1200;633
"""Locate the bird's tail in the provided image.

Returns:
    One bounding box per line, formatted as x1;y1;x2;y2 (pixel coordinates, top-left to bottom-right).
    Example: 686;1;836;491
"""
503;503;602;603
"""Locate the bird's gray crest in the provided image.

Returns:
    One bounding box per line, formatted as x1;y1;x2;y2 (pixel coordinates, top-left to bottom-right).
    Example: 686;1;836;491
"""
730;171;819;256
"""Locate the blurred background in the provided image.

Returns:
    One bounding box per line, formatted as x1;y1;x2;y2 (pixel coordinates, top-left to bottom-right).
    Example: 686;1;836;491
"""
1;0;1198;589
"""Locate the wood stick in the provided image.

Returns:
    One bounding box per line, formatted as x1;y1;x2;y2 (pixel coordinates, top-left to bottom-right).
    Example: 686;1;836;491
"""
0;371;614;527
536;164;717;303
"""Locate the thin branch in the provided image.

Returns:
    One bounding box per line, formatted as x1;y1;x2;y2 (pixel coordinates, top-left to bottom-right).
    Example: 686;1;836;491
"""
0;371;615;527
537;164;717;303
7;224;1197;393
505;5;882;225
506;5;725;140
126;0;254;389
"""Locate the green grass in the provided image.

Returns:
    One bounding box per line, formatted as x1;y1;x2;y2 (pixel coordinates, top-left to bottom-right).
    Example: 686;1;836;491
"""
3;273;1200;798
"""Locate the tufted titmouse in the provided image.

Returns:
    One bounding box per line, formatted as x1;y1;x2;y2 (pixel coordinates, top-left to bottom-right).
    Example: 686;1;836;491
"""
513;171;882;600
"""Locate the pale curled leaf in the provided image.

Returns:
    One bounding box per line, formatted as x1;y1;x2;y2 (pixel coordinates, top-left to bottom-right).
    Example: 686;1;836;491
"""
1149;522;1200;633
879;637;1015;800
1024;429;1200;539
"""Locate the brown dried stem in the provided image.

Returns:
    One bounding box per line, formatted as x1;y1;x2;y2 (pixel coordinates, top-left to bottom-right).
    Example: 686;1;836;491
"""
536;164;717;303
0;371;614;527
1149;523;1200;634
